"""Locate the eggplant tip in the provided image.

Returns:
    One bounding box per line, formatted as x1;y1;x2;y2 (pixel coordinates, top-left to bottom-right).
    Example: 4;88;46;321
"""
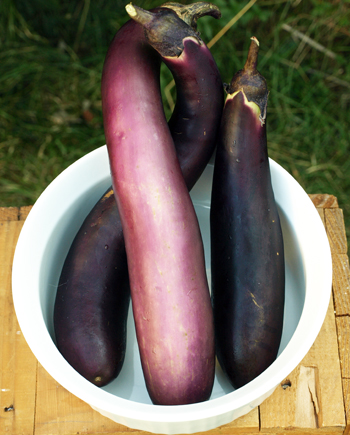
125;3;136;17
250;36;259;46
125;3;154;26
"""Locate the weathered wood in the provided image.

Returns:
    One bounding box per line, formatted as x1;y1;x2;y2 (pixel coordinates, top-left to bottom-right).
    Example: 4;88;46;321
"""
216;408;260;433
342;379;350;435
336;316;350;380
309;194;339;209
34;363;259;434
0;206;32;222
19;206;33;221
260;296;345;433
0;220;38;435
332;254;350;316
35;362;125;435
315;207;326;227
0;207;20;221
259;197;346;434
325;209;348;255
1;194;349;435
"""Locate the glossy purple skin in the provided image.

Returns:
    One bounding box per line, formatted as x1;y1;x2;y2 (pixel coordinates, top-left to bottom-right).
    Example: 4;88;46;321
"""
54;15;222;393
210;91;285;389
165;37;224;190
101;22;216;405
54;190;129;387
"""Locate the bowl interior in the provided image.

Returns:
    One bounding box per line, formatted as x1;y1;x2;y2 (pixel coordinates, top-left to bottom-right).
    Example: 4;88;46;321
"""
39;150;304;403
12;145;331;430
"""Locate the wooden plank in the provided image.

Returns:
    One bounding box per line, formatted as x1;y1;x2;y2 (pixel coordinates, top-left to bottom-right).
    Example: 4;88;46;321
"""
337;319;349;435
0;207;20;221
0;220;38;435
332;254;350;316
325;208;348;255
336;316;350;380
34;362;259;435
342;379;350;435
315;207;325;227
308;194;339;209
334;253;350;435
301;295;345;431
0;206;32;222
143;409;259;435
260;195;346;434
34;363;126;435
19;206;33;221
214;408;259;433
259;295;345;433
1;196;348;435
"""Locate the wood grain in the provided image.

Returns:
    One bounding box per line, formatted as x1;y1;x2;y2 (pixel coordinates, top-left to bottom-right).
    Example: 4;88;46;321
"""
19;206;33;221
0;207;20;221
260;295;345;433
34;361;259;435
336;316;350;380
0;220;38;435
0;206;32;221
342;379;350;435
325;208;348;255
35;362;126;435
1;194;350;435
308;194;339;209
332;254;350;316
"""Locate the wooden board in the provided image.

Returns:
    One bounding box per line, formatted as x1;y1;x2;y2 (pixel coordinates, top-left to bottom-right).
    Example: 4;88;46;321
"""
0;215;37;435
0;195;349;435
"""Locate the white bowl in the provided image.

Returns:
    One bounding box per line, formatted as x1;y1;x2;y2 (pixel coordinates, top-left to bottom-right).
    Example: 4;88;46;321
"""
12;145;332;434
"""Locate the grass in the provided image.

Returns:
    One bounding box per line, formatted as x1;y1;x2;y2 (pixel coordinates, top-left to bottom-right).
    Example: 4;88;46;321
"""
1;0;350;241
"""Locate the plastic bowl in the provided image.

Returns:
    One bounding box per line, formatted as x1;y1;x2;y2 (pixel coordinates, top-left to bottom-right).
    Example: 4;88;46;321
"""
12;145;332;434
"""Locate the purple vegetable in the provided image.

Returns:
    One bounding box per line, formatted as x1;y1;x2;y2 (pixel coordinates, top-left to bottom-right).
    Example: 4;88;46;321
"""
210;37;285;389
54;189;129;386
102;4;218;405
54;2;223;391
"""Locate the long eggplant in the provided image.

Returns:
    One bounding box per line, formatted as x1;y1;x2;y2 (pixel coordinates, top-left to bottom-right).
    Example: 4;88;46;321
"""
54;2;223;389
102;4;217;405
54;189;129;387
210;37;285;389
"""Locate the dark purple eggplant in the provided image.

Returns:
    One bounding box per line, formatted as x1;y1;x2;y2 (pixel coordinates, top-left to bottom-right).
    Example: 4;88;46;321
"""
210;37;285;389
54;189;129;386
102;4;219;405
54;2;223;389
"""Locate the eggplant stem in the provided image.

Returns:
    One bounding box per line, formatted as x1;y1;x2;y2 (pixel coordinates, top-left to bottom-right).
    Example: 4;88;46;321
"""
125;3;154;26
225;36;268;123
125;3;203;57
161;2;221;30
244;36;259;74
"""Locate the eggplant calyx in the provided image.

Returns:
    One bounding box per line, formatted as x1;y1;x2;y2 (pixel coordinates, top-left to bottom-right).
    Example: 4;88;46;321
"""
226;37;269;123
125;3;202;57
161;2;221;31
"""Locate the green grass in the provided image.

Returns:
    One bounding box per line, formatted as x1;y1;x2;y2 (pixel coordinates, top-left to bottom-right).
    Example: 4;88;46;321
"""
1;0;350;241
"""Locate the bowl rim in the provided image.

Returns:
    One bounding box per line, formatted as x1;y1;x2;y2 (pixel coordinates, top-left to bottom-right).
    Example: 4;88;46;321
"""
12;145;332;427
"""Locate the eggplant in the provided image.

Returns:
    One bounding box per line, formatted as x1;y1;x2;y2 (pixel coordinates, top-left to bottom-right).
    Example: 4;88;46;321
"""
54;2;223;389
102;4;218;405
54;189;129;386
210;37;285;389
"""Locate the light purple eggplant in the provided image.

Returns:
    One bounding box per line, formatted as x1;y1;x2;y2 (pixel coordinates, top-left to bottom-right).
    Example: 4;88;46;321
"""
101;4;221;405
55;3;223;390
